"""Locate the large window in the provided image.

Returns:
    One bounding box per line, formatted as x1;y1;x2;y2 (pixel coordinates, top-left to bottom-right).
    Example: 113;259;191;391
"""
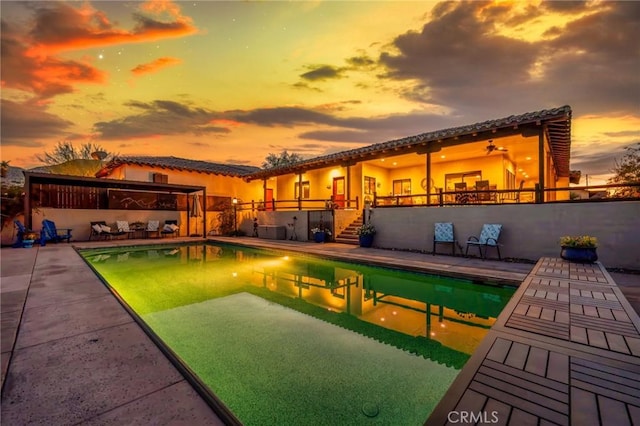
364;176;376;195
294;181;310;199
392;179;411;196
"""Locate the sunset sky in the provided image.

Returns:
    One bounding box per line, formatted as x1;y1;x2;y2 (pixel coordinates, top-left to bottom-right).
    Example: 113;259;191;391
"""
1;0;638;185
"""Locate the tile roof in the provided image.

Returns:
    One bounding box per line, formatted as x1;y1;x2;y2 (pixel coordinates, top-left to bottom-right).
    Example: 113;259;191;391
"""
249;105;573;179
96;156;260;178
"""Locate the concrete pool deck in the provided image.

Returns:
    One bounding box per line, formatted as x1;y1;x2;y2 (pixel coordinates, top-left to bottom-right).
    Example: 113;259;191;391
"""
1;237;639;424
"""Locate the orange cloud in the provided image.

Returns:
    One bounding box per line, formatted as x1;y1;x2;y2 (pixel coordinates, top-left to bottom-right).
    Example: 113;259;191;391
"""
209;119;244;128
25;1;198;58
1;1;197;100
131;57;182;76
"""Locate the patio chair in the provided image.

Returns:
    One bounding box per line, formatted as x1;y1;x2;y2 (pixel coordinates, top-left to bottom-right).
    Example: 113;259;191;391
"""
465;224;503;260
433;222;460;256
161;219;180;238
12;220;33;247
42;219;72;244
90;221;126;240
475;180;491;202
116;220;135;238
146;220;160;238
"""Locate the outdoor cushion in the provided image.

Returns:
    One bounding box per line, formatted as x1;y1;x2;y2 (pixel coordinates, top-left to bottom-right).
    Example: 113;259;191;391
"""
116;221;130;232
92;224;103;234
165;224;179;231
100;225;112;233
147;221;160;232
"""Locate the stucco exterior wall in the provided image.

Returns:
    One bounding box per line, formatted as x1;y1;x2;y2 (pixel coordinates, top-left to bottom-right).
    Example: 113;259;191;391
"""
370;201;640;270
31;208;183;241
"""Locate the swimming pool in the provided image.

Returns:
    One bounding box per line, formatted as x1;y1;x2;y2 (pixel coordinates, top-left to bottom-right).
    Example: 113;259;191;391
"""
80;242;515;425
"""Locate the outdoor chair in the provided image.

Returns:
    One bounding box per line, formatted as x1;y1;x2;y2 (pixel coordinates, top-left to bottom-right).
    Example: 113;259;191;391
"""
116;221;135;238
161;219;180;238
12;220;37;247
433;222;460;256
90;221;126;240
146;220;160;238
475;180;491;202
42;219;72;244
465;224;503;260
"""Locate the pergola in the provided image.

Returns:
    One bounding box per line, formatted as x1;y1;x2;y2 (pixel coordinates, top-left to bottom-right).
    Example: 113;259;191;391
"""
23;172;207;236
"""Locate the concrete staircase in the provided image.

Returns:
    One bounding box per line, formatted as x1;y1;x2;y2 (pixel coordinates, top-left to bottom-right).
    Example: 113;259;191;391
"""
334;215;363;245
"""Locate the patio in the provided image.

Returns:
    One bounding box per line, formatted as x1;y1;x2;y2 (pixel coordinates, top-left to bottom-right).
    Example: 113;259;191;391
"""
1;238;638;424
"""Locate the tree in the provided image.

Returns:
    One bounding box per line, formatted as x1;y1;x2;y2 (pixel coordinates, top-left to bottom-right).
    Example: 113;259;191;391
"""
36;141;114;176
608;143;640;198
261;150;303;169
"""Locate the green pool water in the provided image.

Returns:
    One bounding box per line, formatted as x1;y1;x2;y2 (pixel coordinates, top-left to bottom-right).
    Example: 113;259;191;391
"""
80;243;515;425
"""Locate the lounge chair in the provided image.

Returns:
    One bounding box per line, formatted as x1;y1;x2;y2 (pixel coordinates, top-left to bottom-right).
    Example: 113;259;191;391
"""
161;219;179;238
42;219;72;244
465;224;503;260
90;221;126;240
433;222;459;256
146;220;160;238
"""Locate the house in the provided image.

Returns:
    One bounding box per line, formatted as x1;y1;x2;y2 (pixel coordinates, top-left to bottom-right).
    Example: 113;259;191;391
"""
246;105;572;209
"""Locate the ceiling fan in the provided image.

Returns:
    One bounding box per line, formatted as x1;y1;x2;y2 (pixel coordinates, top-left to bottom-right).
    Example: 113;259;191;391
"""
485;139;508;155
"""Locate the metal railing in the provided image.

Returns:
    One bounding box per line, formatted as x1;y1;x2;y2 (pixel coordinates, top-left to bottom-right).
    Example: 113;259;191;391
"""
242;196;360;212
372;182;640;207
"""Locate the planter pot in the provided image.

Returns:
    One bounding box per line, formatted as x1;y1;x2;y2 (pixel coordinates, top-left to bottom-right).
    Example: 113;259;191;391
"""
359;234;374;248
314;232;326;243
560;246;598;263
22;239;35;248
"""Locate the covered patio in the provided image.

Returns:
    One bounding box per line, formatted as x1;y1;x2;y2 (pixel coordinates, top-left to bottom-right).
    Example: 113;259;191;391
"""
22;171;207;241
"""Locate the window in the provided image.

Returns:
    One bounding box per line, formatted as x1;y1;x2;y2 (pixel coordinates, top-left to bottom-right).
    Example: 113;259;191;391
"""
152;173;168;183
444;171;482;192
294;181;310;199
392;179;411;195
364;176;376;195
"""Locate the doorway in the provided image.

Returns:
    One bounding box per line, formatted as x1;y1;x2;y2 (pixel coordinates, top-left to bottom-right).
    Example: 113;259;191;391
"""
332;177;345;208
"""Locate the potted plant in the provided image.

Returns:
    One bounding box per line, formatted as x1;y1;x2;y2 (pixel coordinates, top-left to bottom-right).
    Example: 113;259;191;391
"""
559;235;598;263
356;223;376;247
311;227;331;243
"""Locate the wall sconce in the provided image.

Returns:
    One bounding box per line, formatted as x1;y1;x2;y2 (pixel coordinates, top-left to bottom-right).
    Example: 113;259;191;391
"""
326;185;331;190
377;182;381;188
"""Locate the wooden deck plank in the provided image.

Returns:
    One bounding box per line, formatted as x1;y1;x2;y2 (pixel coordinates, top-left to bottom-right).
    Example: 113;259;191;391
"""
468;380;569;425
587;329;609;349
572;379;640;407
475;368;568;405
505;342;529;370
524;346;548;377
507;408;538;426
483;398;511;425
626;337;640;357
486;337;511;364
570;387;599;426
597;396;632;426
427;258;640;426
547;351;570;384
571;357;640;381
571;314;639;336
571;326;589;345
605;332;631;354
627;405;640;425
484;359;568;393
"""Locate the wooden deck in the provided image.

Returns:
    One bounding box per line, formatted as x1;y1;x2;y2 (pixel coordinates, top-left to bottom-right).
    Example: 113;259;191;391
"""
427;258;640;425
